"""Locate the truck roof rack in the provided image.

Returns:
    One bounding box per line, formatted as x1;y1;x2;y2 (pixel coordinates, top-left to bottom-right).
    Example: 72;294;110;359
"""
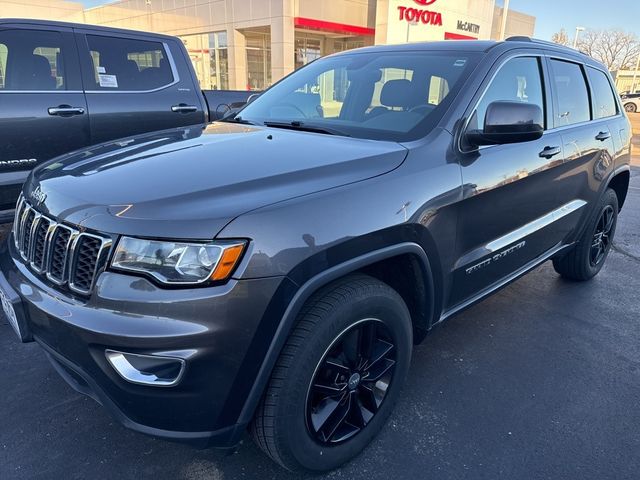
506;36;560;47
505;35;581;49
504;36;592;58
505;36;532;42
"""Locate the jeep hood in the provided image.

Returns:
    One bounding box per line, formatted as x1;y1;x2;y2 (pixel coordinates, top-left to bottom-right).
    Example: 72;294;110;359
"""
26;123;408;239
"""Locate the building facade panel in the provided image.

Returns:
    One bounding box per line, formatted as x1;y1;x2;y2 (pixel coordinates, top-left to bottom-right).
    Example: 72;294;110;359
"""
612;70;640;94
0;0;84;22
491;6;535;40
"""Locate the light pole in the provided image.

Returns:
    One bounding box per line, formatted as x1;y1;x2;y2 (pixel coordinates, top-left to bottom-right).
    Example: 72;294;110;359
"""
406;20;418;43
573;26;585;49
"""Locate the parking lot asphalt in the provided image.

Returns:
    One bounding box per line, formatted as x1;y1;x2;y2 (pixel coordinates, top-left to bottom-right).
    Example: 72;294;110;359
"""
1;118;640;480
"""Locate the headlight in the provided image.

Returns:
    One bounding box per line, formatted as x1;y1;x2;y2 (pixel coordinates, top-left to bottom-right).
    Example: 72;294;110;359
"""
111;237;246;285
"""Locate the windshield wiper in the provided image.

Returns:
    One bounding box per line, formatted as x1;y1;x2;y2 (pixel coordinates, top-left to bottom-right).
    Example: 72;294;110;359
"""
263;121;351;137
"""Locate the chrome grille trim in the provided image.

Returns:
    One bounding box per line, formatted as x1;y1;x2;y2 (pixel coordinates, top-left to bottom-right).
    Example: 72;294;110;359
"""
18;207;36;261
12;195;25;250
29;215;50;273
46;224;76;286
12;199;112;295
69;233;112;295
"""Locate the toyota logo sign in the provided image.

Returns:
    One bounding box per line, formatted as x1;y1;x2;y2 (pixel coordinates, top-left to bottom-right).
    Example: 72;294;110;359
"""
414;0;437;5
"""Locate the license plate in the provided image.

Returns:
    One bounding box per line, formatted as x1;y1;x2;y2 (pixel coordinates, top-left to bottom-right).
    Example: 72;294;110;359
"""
0;285;21;338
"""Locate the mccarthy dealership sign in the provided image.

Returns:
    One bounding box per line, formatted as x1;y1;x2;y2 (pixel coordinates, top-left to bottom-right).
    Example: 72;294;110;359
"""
398;0;443;26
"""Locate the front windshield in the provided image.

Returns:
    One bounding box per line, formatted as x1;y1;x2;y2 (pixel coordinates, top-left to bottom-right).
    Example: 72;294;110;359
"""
236;50;480;142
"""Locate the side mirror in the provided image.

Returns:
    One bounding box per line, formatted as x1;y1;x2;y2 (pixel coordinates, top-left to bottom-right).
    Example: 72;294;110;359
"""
467;101;543;146
247;93;261;104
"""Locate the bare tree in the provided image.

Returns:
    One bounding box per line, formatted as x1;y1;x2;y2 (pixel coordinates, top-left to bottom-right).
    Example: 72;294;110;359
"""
551;29;570;46
576;29;640;71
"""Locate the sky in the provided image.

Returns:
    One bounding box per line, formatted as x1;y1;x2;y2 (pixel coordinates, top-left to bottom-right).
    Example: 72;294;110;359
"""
81;0;109;7
80;0;640;41
497;0;638;40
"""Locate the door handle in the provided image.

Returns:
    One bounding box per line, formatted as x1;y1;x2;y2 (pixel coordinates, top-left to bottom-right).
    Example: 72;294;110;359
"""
48;106;85;116
539;146;562;159
171;104;198;113
595;131;611;142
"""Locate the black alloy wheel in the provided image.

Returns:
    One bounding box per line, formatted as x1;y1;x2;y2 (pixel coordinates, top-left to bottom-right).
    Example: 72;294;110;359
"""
552;188;618;281
306;319;396;445
590;205;615;266
251;274;412;472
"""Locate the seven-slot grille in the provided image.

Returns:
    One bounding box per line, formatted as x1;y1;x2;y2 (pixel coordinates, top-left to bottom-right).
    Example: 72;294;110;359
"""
12;197;112;295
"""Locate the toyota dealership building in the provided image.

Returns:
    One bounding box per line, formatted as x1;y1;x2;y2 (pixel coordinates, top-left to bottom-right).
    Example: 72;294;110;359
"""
1;0;535;90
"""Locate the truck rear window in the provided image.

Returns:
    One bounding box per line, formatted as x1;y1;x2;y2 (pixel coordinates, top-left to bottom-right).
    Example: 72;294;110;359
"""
85;35;174;91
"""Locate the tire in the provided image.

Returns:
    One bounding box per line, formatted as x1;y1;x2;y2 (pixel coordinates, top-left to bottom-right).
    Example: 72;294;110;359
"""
250;274;413;472
553;188;618;281
624;102;637;113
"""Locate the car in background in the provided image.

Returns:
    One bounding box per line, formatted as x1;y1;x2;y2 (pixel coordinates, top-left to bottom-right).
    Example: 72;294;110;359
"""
0;19;253;222
621;93;640;113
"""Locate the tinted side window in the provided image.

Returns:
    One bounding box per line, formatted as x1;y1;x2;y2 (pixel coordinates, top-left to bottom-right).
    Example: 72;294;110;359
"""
85;35;174;91
471;57;545;131
549;59;590;127
0;29;66;91
587;67;617;119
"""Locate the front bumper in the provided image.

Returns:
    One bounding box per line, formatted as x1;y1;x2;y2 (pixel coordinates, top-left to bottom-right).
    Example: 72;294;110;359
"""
0;237;290;447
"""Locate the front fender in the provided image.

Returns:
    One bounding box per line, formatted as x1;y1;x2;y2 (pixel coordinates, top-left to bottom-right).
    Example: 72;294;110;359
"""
233;241;435;428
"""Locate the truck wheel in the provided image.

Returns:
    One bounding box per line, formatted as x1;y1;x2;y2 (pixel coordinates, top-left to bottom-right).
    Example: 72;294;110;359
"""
624;102;637;113
251;274;412;472
553;189;618;281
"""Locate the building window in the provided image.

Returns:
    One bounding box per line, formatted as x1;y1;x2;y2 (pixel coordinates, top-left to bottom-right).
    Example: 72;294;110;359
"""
293;33;373;72
209;32;229;90
181;32;228;90
246;31;271;91
332;38;368;53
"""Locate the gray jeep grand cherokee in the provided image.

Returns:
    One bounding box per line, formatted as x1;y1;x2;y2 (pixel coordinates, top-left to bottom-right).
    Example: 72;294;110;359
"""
0;38;632;472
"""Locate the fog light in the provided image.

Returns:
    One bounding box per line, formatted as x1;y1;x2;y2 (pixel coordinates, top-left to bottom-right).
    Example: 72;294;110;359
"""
105;350;185;387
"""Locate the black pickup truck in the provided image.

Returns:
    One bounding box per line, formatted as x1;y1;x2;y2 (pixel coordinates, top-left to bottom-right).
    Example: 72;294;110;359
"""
0;19;253;221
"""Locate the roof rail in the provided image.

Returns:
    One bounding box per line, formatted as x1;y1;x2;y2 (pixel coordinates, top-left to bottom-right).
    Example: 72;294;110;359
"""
505;36;576;49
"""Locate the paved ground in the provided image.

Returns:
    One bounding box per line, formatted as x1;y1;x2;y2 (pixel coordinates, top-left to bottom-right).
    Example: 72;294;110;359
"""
1;116;639;480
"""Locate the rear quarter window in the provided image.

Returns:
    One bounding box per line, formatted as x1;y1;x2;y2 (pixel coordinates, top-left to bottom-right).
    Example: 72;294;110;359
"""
587;67;618;119
549;59;591;127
